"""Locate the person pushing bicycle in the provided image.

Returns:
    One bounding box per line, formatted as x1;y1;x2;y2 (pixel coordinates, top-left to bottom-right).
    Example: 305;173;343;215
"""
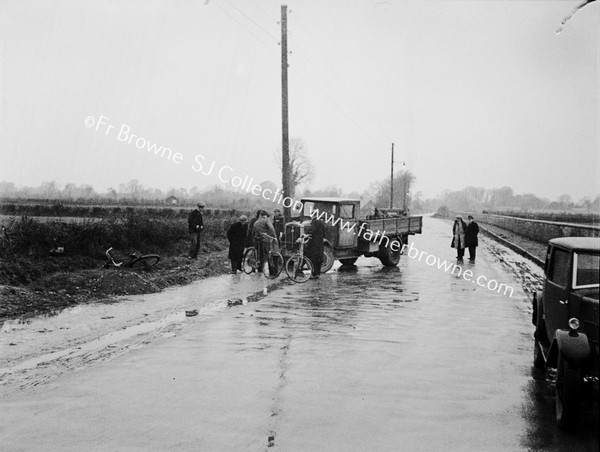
252;210;278;272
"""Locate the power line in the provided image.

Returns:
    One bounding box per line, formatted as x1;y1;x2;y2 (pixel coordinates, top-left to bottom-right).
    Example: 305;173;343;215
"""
212;1;279;58
223;0;279;42
247;0;277;25
288;60;378;143
211;2;383;144
292;11;392;141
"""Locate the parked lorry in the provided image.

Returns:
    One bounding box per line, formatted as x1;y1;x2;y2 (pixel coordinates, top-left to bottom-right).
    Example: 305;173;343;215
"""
532;237;599;429
282;197;423;272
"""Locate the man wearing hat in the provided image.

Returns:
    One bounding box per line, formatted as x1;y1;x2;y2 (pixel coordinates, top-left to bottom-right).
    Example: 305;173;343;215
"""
465;215;480;263
252;210;277;271
272;208;284;244
188;202;205;259
227;214;248;273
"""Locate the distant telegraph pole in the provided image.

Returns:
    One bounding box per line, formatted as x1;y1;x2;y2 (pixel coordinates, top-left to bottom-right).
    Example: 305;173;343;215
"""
281;4;291;221
390;143;394;209
403;161;408;212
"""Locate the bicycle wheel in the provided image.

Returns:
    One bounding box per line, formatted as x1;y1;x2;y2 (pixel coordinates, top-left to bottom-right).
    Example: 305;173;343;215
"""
285;254;314;283
264;252;284;279
131;254;160;270
242;247;258;274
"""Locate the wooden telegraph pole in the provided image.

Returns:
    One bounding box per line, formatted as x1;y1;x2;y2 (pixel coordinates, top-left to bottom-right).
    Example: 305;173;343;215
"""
390;143;394;209
281;5;291;221
403;161;408;212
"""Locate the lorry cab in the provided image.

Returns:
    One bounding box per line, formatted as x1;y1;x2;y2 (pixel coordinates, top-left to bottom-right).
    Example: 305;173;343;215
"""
299;197;360;249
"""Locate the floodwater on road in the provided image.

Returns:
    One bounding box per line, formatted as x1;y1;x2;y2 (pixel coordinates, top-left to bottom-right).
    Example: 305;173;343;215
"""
0;217;597;451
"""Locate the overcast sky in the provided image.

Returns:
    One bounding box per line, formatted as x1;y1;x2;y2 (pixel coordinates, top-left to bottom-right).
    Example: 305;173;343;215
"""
1;0;598;201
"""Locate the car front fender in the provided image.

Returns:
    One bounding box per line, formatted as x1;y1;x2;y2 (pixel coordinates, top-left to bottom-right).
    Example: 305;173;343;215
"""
553;330;591;367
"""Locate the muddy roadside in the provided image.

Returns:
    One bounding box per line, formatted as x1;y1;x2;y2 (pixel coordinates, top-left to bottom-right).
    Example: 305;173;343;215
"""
1;222;547;322
0;249;232;321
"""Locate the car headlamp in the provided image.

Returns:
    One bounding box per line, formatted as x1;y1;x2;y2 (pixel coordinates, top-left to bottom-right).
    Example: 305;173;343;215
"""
568;318;580;331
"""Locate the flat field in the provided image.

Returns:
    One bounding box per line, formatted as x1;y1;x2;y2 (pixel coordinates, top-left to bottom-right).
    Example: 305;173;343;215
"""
0;202;246;320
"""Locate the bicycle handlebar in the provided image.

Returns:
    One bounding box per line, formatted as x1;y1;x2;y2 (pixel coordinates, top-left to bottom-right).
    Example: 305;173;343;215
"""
296;234;312;244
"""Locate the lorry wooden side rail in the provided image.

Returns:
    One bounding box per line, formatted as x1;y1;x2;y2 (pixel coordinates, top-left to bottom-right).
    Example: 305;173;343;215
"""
283;197;423;271
358;216;423;240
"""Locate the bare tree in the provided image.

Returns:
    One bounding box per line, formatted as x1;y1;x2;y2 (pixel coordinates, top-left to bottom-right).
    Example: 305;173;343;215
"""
277;138;315;197
39;181;60;199
373;171;416;209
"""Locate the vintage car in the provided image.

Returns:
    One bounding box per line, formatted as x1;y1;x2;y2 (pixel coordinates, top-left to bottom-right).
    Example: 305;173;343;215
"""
532;237;599;429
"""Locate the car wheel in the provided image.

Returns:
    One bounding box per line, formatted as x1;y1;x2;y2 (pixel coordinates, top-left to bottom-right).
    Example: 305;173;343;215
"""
555;350;582;430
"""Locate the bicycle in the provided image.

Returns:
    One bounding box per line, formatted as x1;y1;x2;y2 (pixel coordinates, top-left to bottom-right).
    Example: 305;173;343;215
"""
102;247;160;270
284;233;314;283
242;236;284;279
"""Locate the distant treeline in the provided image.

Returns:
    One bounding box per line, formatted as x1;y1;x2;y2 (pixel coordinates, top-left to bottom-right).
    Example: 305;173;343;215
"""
428;186;600;214
0;202;248;219
0;197;198;207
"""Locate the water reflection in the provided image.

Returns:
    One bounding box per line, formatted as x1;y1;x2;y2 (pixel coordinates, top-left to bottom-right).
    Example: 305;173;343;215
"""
247;264;418;340
519;367;599;451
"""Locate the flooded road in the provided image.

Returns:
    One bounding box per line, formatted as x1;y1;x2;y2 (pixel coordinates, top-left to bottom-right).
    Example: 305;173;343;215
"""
1;217;597;451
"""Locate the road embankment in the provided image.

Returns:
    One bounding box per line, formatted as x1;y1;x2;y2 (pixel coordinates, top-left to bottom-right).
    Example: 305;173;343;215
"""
0;250;232;321
472;212;599;242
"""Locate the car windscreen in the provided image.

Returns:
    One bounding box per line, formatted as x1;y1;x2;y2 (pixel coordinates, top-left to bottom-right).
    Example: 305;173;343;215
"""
302;202;336;218
573;252;600;289
339;204;355;219
549;248;570;287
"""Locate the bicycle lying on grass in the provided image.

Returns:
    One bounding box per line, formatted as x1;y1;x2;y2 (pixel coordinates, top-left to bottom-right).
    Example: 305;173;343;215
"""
102;247;160;270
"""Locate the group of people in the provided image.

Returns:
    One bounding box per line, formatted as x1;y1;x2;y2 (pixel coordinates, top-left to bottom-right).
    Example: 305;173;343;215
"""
226;209;285;274
188;203;324;277
190;202;480;271
227;208;325;278
451;215;479;263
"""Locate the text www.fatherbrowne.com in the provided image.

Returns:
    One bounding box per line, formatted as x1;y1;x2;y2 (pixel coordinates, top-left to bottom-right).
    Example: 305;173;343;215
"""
308;207;514;298
85;115;515;299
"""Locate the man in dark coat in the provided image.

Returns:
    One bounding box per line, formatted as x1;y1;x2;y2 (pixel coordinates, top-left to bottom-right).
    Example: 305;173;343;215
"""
305;216;325;277
465;215;480;263
187;202;205;259
272;209;284;244
227;215;248;273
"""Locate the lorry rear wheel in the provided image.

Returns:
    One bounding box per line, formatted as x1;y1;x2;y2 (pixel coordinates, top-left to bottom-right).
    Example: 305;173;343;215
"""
378;237;401;267
321;245;334;273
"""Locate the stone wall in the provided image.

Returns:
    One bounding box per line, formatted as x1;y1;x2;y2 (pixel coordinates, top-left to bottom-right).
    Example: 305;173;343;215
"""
459;213;600;243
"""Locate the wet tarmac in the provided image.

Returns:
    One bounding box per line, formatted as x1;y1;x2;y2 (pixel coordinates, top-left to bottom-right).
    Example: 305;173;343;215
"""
0;217;598;451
